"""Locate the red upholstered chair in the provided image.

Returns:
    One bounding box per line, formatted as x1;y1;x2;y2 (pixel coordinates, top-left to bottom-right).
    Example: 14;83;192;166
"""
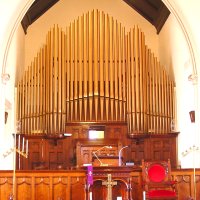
142;159;178;199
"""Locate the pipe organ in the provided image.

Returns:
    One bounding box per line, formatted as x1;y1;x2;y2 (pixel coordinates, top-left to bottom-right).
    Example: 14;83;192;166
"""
16;10;175;136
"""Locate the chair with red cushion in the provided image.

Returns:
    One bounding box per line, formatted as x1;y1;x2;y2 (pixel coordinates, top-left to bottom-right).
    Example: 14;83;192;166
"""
142;159;178;199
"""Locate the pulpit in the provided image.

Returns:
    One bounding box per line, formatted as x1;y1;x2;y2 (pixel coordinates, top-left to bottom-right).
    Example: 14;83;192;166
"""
87;166;135;200
92;156;119;166
76;139;122;167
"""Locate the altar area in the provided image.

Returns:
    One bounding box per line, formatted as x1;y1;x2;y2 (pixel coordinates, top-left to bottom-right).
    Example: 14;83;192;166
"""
0;168;199;200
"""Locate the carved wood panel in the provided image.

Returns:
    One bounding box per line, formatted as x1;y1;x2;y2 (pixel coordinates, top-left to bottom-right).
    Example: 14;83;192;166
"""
76;140;121;167
0;169;199;200
129;134;178;167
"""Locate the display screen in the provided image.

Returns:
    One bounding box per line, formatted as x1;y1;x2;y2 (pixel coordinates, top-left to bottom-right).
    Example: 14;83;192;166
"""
88;130;104;139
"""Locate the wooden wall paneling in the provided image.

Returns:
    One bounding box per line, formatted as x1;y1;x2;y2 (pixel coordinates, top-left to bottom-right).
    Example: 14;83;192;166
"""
174;173;193;200
92;180;106;200
52;177;68;200
16;177;32;199
129;133;178;167
149;135;177;168
92;179;129;200
71;176;86;200
0;176;13;200
0;169;200;200
47;139;66;169
21;124;178;170
113;180;129;199
196;175;200;200
130;171;143;200
35;177;50;199
22;138;44;170
31;176;35;200
172;170;200;200
130;138;146;163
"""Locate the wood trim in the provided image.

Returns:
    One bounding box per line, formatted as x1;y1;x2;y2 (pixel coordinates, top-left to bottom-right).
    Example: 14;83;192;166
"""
0;169;199;200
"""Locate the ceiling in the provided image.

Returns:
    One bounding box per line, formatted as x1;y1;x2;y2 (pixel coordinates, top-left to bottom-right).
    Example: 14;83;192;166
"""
21;0;170;34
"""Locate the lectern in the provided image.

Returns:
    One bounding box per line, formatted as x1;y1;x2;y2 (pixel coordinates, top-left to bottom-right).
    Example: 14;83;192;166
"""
92;156;119;166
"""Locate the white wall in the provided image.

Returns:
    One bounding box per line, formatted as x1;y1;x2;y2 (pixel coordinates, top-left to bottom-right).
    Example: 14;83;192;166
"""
0;1;27;169
1;25;25;169
158;13;200;168
24;0;159;67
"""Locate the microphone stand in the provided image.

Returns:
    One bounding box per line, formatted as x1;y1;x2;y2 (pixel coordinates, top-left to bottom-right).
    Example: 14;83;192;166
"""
118;146;128;166
93;146;112;166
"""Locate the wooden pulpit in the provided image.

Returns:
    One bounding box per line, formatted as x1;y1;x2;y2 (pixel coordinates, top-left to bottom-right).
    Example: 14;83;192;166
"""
89;166;134;200
92;156;119;166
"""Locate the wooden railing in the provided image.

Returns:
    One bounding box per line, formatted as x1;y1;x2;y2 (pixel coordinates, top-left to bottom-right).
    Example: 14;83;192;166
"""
0;168;199;200
0;170;86;200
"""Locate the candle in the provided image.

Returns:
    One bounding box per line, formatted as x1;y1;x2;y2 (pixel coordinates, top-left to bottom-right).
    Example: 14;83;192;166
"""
18;135;20;150
41;139;44;159
26;140;28;154
89;192;92;200
22;137;24;152
143;191;146;200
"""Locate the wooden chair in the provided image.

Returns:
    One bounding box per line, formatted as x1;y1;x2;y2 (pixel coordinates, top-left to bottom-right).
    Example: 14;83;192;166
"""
142;159;178;199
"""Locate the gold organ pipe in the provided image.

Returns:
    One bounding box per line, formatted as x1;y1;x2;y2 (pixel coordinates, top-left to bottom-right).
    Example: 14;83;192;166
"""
58;27;62;132
126;32;132;133
139;30;144;132
135;27;140;132
154;58;158;132
114;20;119;120
42;46;46;133
23;72;27;133
143;45;148;132
33;57;37;134
66;27;70;122
70;22;75;121
122;27;126;121
105;14;109;121
83;13;89;121
16;10;176;136
94;10;98;120
46;31;50;133
83;13;88;121
130;28;136;133
99;11;104;120
49;28;53;133
148;51;153;132
88;11;93;120
118;23;122;120
78;16;83;121
109;16;114;120
74;20;78;121
61;30;66;130
157;60;161;132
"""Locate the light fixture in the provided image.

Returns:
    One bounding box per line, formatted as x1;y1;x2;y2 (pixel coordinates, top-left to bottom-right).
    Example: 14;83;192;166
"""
1;73;10;84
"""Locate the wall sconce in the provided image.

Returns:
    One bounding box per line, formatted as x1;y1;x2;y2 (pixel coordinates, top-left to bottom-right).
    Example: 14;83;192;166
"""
1;73;10;84
189;111;195;123
5;112;8;124
188;74;198;85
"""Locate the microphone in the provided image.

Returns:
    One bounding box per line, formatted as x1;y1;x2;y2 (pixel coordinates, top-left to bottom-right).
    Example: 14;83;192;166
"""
93;146;112;166
118;146;128;166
